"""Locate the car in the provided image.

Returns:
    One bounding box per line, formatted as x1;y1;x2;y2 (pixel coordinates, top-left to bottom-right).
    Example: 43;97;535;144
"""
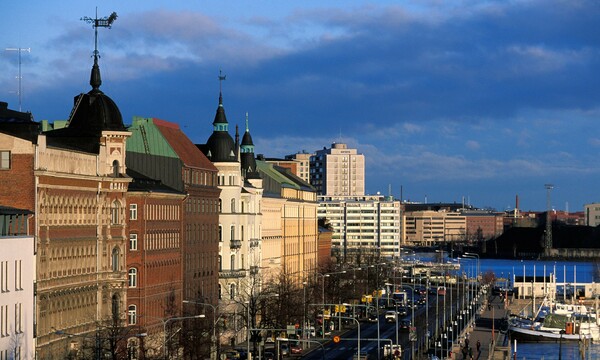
368;312;379;322
280;344;290;356
233;348;248;359
224;350;240;360
417;297;427;305
290;342;303;354
385;310;397;323
396;306;408;316
399;319;411;331
263;351;276;360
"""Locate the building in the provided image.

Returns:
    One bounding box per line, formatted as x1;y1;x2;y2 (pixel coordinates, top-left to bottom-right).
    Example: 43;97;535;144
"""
125;170;186;356
585;203;600;227
310;143;365;196
0;207;35;360
35;49;132;358
317;195;401;262
197;94;263;347
461;210;504;242
256;160;319;281
126;117;220;358
403;210;466;246
284;151;312;183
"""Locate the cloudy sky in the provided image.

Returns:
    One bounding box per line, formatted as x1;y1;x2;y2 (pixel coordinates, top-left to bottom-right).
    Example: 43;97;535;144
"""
1;0;599;211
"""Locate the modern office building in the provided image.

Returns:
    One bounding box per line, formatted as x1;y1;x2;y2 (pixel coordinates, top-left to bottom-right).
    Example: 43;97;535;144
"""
403;210;467;245
317;195;401;262
310;143;365;196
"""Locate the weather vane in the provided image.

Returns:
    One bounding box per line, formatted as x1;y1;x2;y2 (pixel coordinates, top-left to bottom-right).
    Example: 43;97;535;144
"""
81;8;118;59
219;69;226;93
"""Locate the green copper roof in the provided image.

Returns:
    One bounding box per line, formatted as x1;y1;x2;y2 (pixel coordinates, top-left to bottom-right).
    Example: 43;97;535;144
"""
126;116;179;158
256;160;301;190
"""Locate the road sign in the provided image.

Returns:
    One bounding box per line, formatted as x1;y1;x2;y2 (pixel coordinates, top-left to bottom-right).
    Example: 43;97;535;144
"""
409;327;417;341
333;335;341;343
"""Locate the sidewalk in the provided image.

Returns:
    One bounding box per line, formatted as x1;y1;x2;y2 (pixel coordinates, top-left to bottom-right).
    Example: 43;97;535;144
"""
451;293;510;360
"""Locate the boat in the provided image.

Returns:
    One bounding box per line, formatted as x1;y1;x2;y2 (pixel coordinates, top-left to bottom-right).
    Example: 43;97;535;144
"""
508;301;600;342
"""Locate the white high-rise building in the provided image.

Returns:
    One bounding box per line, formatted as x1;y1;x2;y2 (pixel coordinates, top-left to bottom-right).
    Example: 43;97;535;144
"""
310;143;365;196
317;195;401;261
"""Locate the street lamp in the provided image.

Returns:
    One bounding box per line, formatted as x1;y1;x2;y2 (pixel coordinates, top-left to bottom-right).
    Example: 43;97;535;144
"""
182;300;219;360
53;329;148;360
401;283;417;360
163;315;205;359
316;271;346;339
331;315;360;359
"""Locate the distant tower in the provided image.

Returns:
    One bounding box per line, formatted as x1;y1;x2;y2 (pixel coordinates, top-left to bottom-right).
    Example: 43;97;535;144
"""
544;184;554;249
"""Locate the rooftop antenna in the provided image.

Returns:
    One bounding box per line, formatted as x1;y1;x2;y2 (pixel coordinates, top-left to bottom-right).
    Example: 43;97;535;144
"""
81;8;117;60
5;47;31;111
544;184;554;249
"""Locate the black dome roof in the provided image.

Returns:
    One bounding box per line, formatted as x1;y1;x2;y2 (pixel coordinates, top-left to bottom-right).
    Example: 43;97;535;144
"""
204;93;237;162
67;56;126;132
241;131;254;146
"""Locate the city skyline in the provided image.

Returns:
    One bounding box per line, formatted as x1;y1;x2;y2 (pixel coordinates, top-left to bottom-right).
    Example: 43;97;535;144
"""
1;0;599;212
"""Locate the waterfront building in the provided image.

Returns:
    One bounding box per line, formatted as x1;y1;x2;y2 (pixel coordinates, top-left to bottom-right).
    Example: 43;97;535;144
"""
310;143;365;196
197;93;263;346
461;209;504;242
284;151;312;184
317;195;401;262
256;160;319;281
403;210;466;246
0;207;35;359
585;203;600;227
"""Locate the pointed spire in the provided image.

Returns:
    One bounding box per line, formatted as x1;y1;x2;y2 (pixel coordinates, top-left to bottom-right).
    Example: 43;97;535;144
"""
89;54;102;92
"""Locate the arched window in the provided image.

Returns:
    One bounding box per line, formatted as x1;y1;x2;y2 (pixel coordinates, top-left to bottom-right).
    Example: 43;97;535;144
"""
112;247;120;272
128;268;137;287
218;199;222;213
230;225;235;241
230;254;235;270
218;284;222;299
111;201;120;225
230;283;236;300
218;255;222;271
112;160;120;177
241;226;244;241
218;225;222;242
230;199;235;213
128;305;137;325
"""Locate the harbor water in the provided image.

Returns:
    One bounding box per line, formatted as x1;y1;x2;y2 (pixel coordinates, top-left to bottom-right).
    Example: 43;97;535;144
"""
413;254;600;359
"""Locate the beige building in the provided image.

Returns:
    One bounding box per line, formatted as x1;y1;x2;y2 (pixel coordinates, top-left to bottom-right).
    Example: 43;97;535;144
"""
403;210;466;245
257;160;319;282
284;151;312;184
584;203;600;227
310;143;365;196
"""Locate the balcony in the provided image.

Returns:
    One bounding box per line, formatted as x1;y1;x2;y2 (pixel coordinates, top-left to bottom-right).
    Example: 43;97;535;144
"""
249;238;261;248
230;239;242;249
219;269;246;279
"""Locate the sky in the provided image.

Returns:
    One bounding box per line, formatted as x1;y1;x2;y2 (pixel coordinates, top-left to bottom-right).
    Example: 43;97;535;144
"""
1;1;599;212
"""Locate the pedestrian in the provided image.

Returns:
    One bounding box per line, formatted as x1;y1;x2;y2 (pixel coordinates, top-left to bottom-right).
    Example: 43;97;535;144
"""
462;345;469;360
468;346;473;360
488;302;491;311
476;340;481;353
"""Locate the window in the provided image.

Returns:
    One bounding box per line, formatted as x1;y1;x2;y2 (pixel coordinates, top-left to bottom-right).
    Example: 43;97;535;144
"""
111;201;121;225
230;254;235;270
229;283;236;299
231;199;235;213
218;225;222;242
230;226;235;241
112;160;120;177
218;255;222;271
14;303;21;333
128;305;137;325
129;234;138;251
128;268;137;287
129;204;138;220
112;247;120;272
218;284;222;299
14;260;22;290
0;151;9;170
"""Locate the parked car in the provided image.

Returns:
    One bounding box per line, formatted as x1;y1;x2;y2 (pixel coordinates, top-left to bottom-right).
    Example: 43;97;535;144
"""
368;312;379;322
224;350;240;360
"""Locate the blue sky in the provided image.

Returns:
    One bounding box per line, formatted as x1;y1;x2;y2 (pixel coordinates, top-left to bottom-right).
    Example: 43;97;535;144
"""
1;1;599;212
